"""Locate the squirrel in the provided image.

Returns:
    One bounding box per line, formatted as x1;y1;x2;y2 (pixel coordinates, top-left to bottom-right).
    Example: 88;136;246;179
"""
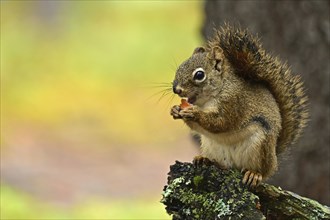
170;25;308;187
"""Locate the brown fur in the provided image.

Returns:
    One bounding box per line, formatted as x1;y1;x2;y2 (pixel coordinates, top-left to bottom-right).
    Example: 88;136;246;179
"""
170;25;308;182
212;24;309;153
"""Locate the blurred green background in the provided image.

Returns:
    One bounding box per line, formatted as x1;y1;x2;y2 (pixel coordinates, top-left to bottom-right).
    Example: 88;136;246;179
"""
1;1;203;219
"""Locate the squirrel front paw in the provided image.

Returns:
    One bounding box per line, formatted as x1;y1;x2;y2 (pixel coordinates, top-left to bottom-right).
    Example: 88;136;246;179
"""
170;105;182;119
170;105;198;120
179;106;197;120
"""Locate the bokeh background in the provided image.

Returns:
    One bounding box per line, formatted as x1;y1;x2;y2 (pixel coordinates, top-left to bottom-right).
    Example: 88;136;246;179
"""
1;1;203;219
1;1;329;219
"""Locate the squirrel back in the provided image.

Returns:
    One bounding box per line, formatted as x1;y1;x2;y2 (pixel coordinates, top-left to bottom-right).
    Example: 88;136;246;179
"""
208;25;309;154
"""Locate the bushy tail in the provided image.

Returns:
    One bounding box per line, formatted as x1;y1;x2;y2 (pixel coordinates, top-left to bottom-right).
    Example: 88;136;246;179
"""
209;25;309;154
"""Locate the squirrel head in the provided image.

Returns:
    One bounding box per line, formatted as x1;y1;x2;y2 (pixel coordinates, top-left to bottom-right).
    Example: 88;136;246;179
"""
172;46;235;107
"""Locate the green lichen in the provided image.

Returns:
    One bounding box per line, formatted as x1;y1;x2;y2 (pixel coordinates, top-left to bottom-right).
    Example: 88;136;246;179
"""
214;199;232;217
161;176;186;203
193;175;203;188
182;208;191;216
161;161;264;220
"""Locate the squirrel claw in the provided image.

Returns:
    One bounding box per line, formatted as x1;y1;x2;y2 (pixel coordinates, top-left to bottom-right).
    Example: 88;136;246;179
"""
242;170;262;188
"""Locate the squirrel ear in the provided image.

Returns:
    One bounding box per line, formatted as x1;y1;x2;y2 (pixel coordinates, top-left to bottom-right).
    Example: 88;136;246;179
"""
193;47;206;55
210;46;223;71
211;46;223;61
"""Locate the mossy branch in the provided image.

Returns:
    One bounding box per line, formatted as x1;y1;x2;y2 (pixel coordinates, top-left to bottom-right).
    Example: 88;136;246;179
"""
161;161;330;220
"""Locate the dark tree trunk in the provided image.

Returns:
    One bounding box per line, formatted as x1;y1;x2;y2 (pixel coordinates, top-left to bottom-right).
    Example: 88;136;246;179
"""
202;0;330;205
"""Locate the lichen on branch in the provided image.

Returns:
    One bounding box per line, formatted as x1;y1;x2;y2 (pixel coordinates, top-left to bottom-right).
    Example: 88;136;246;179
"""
161;160;330;220
161;161;264;219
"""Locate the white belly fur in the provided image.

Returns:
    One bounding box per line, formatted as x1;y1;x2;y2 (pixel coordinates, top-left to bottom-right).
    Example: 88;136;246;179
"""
198;124;265;170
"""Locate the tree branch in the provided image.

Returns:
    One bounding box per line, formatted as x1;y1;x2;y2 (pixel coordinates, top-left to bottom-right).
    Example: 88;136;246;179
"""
161;161;330;219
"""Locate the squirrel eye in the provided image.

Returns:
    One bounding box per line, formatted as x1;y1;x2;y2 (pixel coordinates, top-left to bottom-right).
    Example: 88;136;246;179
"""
192;68;206;82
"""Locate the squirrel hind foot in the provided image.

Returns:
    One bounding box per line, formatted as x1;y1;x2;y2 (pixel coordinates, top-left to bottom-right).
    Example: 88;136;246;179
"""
242;170;263;188
193;155;213;167
193;156;227;170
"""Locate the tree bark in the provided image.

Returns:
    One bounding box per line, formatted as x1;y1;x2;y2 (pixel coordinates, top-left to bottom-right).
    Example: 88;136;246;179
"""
161;161;330;220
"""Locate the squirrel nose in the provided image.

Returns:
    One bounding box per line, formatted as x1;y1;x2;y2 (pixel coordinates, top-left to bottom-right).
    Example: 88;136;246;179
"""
173;84;183;95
